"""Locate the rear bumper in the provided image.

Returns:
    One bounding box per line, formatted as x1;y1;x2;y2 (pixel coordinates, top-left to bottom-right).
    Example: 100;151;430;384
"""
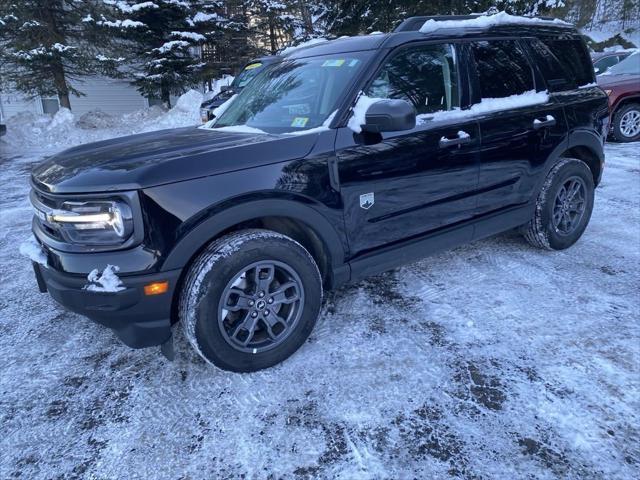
33;261;181;349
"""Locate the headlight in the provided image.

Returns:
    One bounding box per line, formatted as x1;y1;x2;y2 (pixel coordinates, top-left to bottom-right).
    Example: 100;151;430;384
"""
45;199;134;245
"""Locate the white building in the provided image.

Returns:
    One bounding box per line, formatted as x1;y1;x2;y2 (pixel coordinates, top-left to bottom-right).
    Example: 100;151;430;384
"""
0;76;159;119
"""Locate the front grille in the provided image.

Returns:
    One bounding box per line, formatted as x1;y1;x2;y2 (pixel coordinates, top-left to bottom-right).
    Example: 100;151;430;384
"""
29;188;66;242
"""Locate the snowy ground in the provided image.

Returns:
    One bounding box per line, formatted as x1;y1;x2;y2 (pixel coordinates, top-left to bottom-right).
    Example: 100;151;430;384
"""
0;117;638;478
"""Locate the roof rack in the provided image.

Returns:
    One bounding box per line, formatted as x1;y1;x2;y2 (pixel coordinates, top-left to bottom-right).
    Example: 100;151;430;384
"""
394;14;564;32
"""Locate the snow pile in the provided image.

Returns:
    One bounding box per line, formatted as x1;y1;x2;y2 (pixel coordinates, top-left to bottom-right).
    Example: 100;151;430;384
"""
84;265;125;292
419;12;569;34
19;237;47;266
202;75;234;101
140;89;202;132
2;89;204;150
347;94;385;133
281;37;329;55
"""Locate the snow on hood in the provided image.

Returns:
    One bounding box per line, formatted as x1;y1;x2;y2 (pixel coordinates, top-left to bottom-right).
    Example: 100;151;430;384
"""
419;12;569;34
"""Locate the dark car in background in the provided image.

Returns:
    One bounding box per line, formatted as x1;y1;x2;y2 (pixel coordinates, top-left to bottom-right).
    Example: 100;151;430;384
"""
200;56;281;122
597;52;640;142
592;50;633;75
0;112;6;137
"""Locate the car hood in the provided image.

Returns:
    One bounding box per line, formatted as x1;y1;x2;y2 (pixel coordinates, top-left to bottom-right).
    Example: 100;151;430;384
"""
596;73;640;89
32;126;318;194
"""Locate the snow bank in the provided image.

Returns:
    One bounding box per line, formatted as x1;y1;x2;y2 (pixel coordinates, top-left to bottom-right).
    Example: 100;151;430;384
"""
19;237;47;266
84;265;125;293
347;94;385;133
202;75;234;101
419;12;568;34
2;89;204;150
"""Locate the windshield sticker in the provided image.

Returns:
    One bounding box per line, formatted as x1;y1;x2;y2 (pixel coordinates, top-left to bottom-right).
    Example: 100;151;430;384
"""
244;62;262;70
348;59;360;67
322;59;346;67
291;117;309;128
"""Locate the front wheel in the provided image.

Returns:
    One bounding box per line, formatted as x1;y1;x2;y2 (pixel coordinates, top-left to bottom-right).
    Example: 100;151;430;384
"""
179;229;322;372
522;158;595;250
612;103;640;142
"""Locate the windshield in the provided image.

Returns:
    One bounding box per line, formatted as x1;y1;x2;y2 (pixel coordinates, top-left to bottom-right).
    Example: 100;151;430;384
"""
212;52;372;133
604;52;640;75
233;61;265;88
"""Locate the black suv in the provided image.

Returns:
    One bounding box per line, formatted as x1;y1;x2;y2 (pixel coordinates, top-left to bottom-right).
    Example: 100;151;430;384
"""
29;14;609;372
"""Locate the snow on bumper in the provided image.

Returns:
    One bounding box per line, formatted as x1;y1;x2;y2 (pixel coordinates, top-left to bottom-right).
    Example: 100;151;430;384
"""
32;261;181;349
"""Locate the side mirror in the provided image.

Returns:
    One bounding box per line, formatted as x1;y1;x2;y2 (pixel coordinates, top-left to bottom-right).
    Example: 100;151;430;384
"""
362;99;416;133
220;85;231;93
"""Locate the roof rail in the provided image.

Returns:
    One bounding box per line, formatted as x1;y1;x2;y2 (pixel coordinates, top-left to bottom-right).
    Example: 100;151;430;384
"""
394;14;564;32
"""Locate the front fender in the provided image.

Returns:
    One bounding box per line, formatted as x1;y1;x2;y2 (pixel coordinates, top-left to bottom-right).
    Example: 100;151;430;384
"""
160;196;347;275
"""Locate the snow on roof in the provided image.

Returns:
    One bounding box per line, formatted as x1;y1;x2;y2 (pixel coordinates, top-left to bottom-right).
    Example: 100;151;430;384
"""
280;38;330;56
419;12;569;34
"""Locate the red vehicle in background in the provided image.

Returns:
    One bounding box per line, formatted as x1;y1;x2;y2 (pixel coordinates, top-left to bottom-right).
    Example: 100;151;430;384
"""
597;52;640;142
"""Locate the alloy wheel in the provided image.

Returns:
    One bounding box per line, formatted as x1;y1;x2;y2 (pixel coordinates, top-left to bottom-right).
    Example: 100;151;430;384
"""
620;109;640;138
552;176;587;236
218;260;305;353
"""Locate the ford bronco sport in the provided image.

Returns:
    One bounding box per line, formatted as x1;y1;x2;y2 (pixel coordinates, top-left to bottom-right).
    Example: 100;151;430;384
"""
28;13;609;372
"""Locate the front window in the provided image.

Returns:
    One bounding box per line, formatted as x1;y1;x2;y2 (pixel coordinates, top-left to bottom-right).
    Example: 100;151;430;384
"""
365;44;459;115
211;52;372;134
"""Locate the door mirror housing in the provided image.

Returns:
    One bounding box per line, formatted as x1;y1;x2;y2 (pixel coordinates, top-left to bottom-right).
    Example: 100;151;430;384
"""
362;99;416;133
220;85;231;93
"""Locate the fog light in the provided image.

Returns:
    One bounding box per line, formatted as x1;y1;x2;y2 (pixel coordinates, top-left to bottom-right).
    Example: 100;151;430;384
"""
144;281;169;296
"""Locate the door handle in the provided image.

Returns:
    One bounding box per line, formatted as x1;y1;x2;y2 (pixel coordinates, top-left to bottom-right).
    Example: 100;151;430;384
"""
533;115;556;130
439;131;472;148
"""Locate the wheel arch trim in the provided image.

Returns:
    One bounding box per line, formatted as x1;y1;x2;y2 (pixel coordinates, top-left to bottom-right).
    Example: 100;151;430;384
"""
161;198;347;275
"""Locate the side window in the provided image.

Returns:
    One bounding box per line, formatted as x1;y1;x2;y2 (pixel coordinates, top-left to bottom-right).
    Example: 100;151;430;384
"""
532;38;594;90
366;44;459;115
470;40;534;98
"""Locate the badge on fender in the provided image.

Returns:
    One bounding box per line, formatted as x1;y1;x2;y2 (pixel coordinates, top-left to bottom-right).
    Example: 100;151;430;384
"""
360;192;374;210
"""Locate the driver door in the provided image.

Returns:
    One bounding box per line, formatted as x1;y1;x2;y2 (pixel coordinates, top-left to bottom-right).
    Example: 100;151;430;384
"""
335;43;481;257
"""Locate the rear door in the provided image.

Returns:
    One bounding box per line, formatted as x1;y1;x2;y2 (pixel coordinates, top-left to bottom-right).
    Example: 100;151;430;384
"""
335;43;481;256
469;39;568;217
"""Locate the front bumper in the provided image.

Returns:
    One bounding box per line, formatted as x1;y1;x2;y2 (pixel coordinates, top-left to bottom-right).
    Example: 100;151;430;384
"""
33;261;182;349
0;124;6;137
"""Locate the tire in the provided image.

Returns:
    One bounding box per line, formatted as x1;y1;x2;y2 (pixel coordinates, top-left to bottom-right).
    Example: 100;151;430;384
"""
612;103;640;143
522;158;595;251
179;229;322;372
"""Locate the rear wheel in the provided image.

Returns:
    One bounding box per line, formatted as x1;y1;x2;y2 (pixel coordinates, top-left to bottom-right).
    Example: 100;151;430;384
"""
179;229;322;372
612;103;640;142
522;158;594;250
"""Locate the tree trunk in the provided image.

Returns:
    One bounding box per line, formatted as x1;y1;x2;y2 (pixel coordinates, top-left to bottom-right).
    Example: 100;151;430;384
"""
298;1;313;35
161;81;171;108
269;16;277;54
52;61;71;110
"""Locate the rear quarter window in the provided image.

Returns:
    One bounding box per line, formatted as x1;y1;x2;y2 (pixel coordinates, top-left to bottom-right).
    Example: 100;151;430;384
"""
470;40;535;98
527;38;594;91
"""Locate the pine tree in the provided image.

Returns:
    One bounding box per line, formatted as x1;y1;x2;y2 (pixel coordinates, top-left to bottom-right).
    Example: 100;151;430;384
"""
95;0;229;107
0;0;121;110
249;1;300;53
